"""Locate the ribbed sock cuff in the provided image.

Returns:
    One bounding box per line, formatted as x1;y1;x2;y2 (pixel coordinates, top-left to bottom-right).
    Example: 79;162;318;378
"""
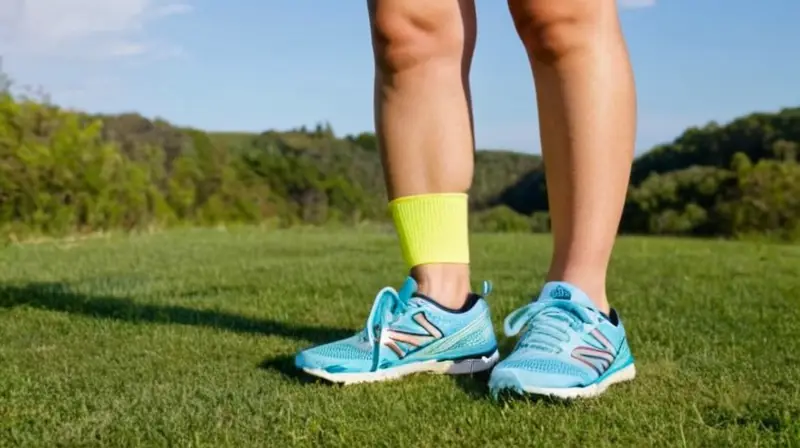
389;193;470;269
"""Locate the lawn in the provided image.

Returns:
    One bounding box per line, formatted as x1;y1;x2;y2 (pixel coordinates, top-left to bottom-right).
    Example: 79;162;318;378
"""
1;228;798;447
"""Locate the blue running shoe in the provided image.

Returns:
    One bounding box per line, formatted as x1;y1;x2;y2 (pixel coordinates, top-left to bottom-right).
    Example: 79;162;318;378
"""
295;277;499;384
489;281;635;399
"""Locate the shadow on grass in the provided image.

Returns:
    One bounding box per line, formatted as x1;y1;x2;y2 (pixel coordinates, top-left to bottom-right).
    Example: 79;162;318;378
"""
258;354;321;385
448;342;581;405
0;282;353;344
257;355;504;392
258;340;520;398
450;371;493;399
0;282;580;401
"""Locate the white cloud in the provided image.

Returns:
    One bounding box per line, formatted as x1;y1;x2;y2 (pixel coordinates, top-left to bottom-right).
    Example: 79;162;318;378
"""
0;0;192;59
0;0;191;107
619;0;656;9
154;3;192;17
107;42;149;57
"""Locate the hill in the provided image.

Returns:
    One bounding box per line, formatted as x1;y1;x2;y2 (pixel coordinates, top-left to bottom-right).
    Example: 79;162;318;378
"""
0;85;798;240
494;107;800;239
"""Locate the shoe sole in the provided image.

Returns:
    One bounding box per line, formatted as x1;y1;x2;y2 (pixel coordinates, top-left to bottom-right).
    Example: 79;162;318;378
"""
302;350;501;385
489;363;636;399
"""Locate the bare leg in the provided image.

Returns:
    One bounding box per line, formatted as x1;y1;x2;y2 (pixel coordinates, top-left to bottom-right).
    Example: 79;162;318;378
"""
369;0;477;308
508;0;637;312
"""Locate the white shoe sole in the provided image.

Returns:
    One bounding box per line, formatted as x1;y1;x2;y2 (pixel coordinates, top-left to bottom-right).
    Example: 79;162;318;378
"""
302;350;501;385
491;363;636;399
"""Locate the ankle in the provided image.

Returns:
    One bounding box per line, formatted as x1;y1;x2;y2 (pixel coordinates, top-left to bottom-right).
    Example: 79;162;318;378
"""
411;264;471;309
546;268;610;313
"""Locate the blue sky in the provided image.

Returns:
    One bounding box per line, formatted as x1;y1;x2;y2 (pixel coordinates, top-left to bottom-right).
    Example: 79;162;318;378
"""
2;0;799;153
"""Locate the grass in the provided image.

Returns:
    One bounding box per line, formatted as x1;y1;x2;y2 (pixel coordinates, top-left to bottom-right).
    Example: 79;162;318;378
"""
1;227;799;447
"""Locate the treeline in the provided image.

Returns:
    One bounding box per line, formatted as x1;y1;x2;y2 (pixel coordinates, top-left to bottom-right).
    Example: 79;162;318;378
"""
492;107;800;240
1;83;798;240
0;90;536;236
1;98;372;234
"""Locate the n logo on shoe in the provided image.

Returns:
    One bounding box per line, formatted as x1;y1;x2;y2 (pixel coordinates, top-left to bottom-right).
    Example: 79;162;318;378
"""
549;285;572;300
382;313;443;358
571;329;616;375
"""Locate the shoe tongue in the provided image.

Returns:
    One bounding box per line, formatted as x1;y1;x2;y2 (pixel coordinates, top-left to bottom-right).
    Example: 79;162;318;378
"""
537;281;596;310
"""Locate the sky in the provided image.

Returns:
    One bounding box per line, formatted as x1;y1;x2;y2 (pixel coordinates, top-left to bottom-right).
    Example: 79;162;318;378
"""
1;0;798;154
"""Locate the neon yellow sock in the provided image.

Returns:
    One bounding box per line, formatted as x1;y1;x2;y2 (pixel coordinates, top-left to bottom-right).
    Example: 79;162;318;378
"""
388;193;469;269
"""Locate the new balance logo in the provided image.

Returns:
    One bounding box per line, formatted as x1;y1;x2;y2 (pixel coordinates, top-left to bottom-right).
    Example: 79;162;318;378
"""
382;313;443;358
549;285;572;300
571;329;616;375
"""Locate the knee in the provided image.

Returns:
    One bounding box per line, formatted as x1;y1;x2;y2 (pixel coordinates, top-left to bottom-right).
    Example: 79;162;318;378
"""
510;0;607;63
371;3;466;74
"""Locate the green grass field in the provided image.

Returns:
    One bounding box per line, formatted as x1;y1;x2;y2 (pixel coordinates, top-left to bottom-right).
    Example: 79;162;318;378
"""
1;228;798;447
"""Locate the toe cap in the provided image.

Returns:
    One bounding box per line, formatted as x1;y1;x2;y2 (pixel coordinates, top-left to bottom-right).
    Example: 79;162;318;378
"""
490;357;593;390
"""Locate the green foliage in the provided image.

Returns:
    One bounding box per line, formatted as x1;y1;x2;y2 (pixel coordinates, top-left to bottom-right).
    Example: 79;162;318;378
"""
629;108;800;184
0;95;169;234
622;158;800;240
718;156;800;241
621;166;736;235
344;131;379;152
470;206;550;233
241;130;381;224
493;108;800;241
470;151;542;210
1;73;798;241
0;94;292;235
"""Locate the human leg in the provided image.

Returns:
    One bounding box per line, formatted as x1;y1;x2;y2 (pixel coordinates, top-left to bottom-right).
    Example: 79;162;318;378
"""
371;0;478;309
510;0;636;311
489;0;637;398
295;0;499;384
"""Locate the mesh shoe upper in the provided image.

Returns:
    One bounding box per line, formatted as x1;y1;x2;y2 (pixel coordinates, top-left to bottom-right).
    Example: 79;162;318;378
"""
295;277;497;374
490;282;633;390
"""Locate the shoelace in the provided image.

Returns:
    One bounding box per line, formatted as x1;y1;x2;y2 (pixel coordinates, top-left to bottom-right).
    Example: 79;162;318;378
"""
359;280;492;346
359;286;418;346
503;299;595;353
